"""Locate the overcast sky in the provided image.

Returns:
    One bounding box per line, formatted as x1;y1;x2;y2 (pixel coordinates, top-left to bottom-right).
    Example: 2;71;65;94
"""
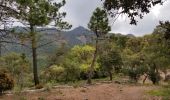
61;0;170;36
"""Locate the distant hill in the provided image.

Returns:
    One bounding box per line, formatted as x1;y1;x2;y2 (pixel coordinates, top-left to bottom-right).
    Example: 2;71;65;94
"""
61;26;94;46
1;27;136;55
1;26;95;55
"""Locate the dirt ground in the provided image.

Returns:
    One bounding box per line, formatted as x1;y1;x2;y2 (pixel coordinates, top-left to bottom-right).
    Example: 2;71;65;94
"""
0;82;160;100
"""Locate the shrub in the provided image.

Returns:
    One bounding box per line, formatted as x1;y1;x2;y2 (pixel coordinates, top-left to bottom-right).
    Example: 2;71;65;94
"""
148;67;161;84
62;60;81;82
126;68;141;82
122;65;147;83
0;68;14;94
40;65;65;82
48;65;65;81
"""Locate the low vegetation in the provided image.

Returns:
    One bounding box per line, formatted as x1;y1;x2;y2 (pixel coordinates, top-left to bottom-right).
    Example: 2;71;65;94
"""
147;85;170;99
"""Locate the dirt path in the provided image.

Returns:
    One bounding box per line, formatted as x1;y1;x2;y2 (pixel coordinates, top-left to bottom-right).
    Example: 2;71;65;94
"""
0;83;158;100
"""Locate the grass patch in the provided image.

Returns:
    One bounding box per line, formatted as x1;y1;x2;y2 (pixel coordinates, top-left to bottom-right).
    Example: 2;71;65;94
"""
147;85;170;99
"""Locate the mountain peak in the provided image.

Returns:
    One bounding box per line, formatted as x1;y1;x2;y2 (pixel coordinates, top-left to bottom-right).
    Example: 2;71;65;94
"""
67;26;93;35
73;26;87;31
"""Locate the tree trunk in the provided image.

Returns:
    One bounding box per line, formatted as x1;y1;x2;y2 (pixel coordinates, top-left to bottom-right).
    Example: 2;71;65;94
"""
0;40;2;57
163;70;167;81
87;38;98;84
30;25;39;85
143;74;148;84
109;71;113;81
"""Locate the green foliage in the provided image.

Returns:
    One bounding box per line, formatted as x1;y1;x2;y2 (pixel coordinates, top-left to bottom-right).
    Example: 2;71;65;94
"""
142;33;170;83
7;0;71;29
121;38;146;82
3;53;31;74
147;86;170;99
156;21;170;40
0;0;72;85
109;34;130;50
62;59;81;82
99;49;122;80
42;60;80;82
87;7;111;84
123;65;147;82
69;45;95;63
126;37;143;53
88;7;111;36
47;43;69;66
148;66;161;84
43;60;80;83
0;53;31;87
67;45;100;80
40;65;65;82
103;0;163;25
42;45;102;82
0;68;14;94
99;50;122;71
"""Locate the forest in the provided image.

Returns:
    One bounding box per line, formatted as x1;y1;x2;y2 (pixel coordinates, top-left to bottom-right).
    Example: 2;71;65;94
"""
0;0;170;100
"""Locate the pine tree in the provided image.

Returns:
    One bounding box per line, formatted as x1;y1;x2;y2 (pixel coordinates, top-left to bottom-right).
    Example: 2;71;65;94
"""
0;0;71;85
87;7;111;84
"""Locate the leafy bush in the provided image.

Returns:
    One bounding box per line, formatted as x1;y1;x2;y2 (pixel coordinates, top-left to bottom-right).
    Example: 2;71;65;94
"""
99;50;122;81
148;66;161;84
62;59;81;82
122;65;147;82
79;63;101;80
0;68;14;94
122;67;140;82
1;53;31;88
42;65;65;82
41;62;80;82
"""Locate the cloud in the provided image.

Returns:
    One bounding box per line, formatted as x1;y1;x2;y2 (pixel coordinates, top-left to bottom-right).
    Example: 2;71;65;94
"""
62;0;170;36
62;0;102;28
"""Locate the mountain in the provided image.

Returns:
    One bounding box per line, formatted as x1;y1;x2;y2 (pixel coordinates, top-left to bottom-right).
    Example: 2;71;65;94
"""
1;26;94;55
2;26;137;56
62;26;94;46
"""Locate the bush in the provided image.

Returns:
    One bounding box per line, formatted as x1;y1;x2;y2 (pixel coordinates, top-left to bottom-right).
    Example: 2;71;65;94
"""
148;67;161;84
41;62;81;82
62;60;81;82
122;66;147;82
0;68;14;94
126;68;141;82
40;65;65;82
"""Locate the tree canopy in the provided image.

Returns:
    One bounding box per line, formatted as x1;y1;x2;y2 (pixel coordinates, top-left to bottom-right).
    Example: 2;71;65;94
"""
103;0;164;25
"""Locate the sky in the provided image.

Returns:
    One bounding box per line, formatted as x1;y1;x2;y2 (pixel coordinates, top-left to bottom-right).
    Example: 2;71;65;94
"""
61;0;170;36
